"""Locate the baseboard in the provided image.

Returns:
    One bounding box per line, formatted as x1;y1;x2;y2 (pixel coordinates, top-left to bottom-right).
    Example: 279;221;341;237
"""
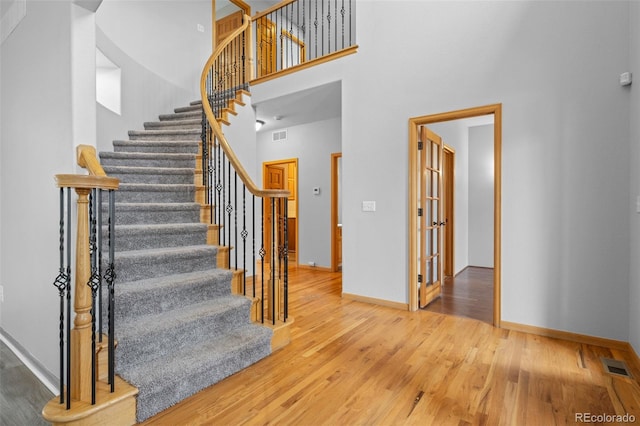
342;292;409;311
500;321;630;351
0;327;59;394
297;264;333;272
624;342;640;376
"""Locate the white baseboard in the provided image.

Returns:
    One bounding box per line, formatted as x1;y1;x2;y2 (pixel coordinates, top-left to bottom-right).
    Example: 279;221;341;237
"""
0;328;59;395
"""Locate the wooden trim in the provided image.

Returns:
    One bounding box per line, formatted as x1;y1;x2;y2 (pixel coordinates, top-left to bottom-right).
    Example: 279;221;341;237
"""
252;0;297;21
297;264;333;272
54;174;119;191
501;321;632;351
625;343;640;376
230;0;251;15
250;45;358;86
443;145;455;277
331;153;342;272
200;16;289;199
342;292;409;311
408;104;502;328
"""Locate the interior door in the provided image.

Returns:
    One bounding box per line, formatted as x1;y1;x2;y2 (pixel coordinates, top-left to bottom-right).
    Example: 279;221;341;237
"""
215;10;243;45
256;17;277;77
264;165;285;262
419;126;444;308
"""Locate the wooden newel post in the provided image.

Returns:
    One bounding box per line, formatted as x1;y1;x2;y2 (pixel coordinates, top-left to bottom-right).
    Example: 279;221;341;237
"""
70;187;93;403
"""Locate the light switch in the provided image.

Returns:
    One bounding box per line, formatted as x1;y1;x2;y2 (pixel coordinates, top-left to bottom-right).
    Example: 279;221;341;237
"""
362;201;376;212
313;187;320;195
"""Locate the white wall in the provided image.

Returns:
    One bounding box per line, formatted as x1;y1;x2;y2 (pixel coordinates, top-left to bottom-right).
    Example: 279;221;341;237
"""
257;117;341;268
96;0;211;95
1;0;77;380
95;0;211;152
254;1;631;341
629;1;640;354
468;125;493;268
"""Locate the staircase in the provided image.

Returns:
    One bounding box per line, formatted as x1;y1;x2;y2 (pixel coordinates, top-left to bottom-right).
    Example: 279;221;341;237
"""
99;100;273;422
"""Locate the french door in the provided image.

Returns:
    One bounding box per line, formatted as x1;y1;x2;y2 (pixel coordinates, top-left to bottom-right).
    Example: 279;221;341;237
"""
418;126;443;308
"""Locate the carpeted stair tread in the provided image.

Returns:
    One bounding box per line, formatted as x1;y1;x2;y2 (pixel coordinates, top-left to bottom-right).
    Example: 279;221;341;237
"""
115;245;218;282
112;140;199;154
112;223;207;250
144;119;201;130
103;165;195;185
100;151;196;168
174;104;202;114
116;183;195;203
106;202;201;225
118;323;272;422
128;129;201;141
115;269;234;320
115;296;252;365
159;110;202;121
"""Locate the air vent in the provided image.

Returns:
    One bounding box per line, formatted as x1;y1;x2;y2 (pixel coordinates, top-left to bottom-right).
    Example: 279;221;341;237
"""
272;129;287;142
601;357;632;378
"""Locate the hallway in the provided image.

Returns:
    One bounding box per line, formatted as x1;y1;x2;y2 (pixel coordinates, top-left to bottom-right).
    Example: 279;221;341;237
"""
422;266;494;324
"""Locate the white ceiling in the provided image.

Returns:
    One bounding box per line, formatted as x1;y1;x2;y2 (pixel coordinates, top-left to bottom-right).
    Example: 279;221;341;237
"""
253;81;341;133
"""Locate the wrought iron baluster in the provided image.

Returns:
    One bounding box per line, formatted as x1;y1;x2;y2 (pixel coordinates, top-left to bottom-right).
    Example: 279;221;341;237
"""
65;189;72;408
242;185;247;296
259;198;265;323
105;189;116;393
87;189;100;405
53;188;70;406
283;198;289;322
271;198;276;325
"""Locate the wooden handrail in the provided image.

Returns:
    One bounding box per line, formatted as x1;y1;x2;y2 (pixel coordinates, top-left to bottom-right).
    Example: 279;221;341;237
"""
200;15;289;200
77;145;107;177
252;0;297;21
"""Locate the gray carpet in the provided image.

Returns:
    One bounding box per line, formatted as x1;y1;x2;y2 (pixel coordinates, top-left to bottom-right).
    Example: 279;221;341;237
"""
99;100;272;422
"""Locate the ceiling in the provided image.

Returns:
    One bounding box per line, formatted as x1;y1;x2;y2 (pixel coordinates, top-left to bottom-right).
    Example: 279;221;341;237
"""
253;81;342;133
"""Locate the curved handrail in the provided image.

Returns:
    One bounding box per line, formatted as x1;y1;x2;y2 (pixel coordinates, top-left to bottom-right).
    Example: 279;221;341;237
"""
77;144;108;177
200;15;289;199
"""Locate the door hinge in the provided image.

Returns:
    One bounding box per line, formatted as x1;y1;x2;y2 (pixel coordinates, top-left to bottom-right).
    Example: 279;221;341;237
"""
418;208;423;217
418;141;423;150
418;274;423;283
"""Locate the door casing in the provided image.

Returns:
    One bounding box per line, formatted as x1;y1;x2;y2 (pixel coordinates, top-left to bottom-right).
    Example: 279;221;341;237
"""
408;104;502;327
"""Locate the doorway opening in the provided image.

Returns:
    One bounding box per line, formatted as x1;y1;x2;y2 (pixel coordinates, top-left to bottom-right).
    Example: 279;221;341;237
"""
408;104;502;327
331;153;342;272
263;158;299;266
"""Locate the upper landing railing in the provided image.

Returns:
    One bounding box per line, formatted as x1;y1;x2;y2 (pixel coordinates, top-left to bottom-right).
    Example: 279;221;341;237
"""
252;0;357;82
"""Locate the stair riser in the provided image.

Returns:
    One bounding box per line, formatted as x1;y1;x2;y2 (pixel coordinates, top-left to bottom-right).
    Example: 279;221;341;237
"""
128;131;201;142
106;207;201;225
115;273;233;322
109;228;207;251
105;171;194;185
113;142;199;155
115;188;195;204
101;156;195;169
115;248;217;282
116;300;250;365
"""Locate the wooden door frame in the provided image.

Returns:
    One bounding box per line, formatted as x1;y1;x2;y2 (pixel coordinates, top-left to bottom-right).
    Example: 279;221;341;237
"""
443;145;455;277
263;158;299;266
408;104;502;327
331;153;342;272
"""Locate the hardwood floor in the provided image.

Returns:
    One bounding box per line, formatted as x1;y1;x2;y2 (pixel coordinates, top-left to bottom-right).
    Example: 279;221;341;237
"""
0;340;53;426
144;267;640;425
422;266;493;324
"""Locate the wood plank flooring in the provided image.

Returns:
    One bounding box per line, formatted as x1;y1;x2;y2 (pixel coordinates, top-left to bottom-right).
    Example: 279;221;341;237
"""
143;267;640;425
422;266;493;324
0;340;53;426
